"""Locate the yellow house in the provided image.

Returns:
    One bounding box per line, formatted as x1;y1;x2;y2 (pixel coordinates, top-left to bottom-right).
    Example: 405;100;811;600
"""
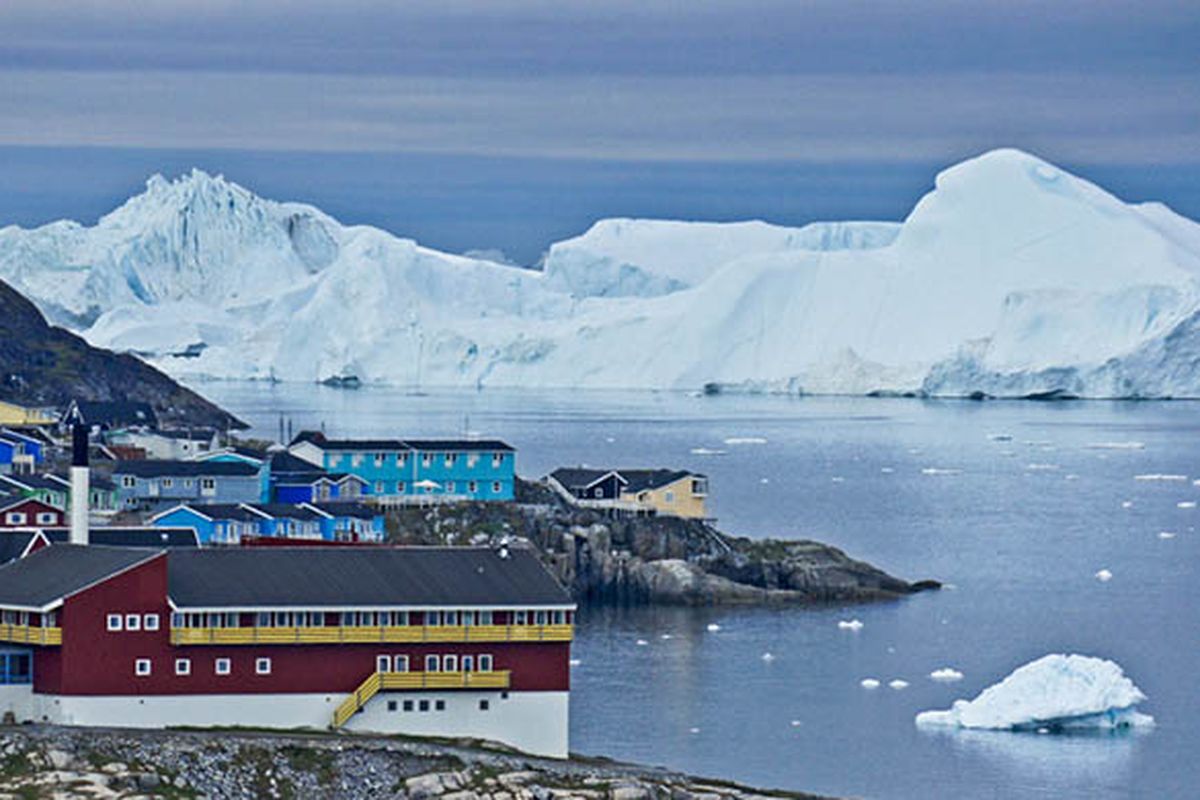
618;469;709;520
0;400;57;426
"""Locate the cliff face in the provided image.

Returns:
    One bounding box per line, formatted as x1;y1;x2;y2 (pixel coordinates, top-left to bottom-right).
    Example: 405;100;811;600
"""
0;278;244;430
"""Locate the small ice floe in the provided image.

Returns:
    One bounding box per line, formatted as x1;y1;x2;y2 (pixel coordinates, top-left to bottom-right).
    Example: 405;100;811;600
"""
790;720;802;727
1023;440;1053;447
1134;473;1188;482
636;639;649;646
1025;463;1060;471
1065;474;1079;481
605;436;615;443
660;634;673;640
1193;479;1200;487
1085;441;1145;450
987;433;1013;442
690;447;727;456
831;476;845;483
759;477;770;484
1178;501;1197;509
880;467;895;474
930;668;964;683
1095;569;1113;582
688;727;700;734
761;652;776;662
921;467;962;476
860;678;881;690
1158;531;1177;540
915;654;1154;731
837;619;864;632
889;679;910;690
569;659;582;667
1121;500;1134;509
723;436;767;445
706;623;721;632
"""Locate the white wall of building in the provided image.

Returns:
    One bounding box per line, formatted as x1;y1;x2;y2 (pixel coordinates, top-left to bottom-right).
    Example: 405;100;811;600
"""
21;690;568;759
0;685;33;721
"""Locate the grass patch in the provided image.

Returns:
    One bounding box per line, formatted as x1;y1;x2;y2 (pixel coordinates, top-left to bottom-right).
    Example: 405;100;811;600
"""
281;745;337;786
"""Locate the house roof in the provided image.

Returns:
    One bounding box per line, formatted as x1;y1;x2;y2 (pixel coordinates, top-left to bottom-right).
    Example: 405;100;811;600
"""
151;429;217;441
0;545;160;610
0;474;65;493
270;451;323;472
0;496;60;515
40;527;200;549
0;531;42;565
46;472;117;491
152;503;268;523
251;503;327;521
0;428;45;445
307;501;380;519
68;401;158;429
618;469;702;492
113;460;259;478
549;468;626;490
403;439;514;452
167;546;571;609
290;432;514;453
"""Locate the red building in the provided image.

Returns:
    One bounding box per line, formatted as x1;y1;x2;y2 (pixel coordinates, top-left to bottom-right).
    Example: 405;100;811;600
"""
0;544;574;757
0;498;64;528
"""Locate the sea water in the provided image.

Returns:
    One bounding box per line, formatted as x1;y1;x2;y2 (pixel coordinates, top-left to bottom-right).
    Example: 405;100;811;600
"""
203;383;1198;799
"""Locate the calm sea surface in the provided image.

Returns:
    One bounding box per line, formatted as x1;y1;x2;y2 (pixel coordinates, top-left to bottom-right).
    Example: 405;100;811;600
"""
201;383;1198;799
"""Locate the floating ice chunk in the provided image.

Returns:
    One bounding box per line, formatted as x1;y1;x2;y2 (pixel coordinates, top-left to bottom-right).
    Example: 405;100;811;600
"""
723;436;767;445
1085;441;1145;450
880;467;895;474
921;468;962;476
889;679;909;690
1065;474;1079;481
1158;531;1177;540
660;634;673;640
1023;440;1053;447
706;623;721;632
915;654;1154;731
1095;569;1113;582
930;668;965;683
860;678;881;689
1121;500;1134;509
569;659;582;667
636;639;649;646
838;619;864;631
761;652;776;662
831;476;845;483
688;727;700;734
1025;463;1059;471
1134;473;1187;481
1178;501;1197;509
790;719;802;727
605;436;615;443
759;477;770;484
987;433;1013;442
690;447;726;456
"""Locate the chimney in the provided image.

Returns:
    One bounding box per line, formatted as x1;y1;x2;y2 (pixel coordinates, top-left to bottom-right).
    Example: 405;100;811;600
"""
70;423;89;546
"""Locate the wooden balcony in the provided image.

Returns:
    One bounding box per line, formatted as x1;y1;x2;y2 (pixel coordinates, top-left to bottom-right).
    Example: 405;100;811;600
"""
171;623;573;646
0;624;62;646
332;669;511;727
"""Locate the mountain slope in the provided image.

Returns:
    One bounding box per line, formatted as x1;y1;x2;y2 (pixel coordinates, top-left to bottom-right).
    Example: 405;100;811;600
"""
2;149;1200;398
0;278;245;429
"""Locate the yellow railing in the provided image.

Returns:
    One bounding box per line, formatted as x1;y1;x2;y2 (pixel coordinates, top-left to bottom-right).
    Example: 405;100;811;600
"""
172;624;572;646
0;624;61;646
331;669;512;728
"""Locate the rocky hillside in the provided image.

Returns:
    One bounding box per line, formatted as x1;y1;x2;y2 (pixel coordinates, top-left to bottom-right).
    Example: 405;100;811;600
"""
0;726;831;800
0;278;244;430
386;481;937;606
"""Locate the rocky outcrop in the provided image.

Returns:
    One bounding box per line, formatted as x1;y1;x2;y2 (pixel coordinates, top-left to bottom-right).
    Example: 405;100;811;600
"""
386;482;938;606
0;726;832;800
0;278;244;430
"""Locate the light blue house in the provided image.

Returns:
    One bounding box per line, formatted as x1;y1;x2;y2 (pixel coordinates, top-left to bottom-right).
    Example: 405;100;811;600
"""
0;429;44;476
151;502;330;545
114;460;266;511
288;432;515;501
308;501;386;542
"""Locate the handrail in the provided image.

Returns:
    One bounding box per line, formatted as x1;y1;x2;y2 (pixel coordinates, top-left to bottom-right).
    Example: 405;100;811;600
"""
0;623;62;646
172;623;572;646
331;669;512;728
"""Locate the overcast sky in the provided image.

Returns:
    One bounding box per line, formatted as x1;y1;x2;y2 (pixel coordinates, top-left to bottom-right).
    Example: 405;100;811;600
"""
1;0;1197;261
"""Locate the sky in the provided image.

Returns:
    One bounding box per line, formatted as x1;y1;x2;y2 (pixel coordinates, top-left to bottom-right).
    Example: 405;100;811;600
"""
1;0;1198;262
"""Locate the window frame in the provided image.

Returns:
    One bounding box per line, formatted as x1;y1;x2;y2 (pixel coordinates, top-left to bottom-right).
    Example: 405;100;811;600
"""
175;658;191;676
478;654;493;672
255;657;272;675
106;613;123;632
125;613;141;631
134;658;151;677
143;613;160;631
215;658;231;676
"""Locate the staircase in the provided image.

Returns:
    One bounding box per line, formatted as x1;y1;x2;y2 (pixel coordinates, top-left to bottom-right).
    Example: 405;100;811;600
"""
332;670;512;728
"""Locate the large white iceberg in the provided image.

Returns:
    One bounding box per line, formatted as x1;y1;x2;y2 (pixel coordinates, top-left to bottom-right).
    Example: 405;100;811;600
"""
915;654;1154;731
3;149;1200;397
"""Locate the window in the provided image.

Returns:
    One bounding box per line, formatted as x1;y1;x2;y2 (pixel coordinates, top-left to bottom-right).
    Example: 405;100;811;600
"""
421;454;432;467
394;655;409;672
468;481;478;494
467;454;479;468
479;655;493;672
418;700;430;712
435;699;446;711
374;481;385;494
403;700;414;712
479;611;493;625
443;654;458;672
425;655;440;672
444;454;457;467
143;614;160;631
175;658;191;676
375;453;386;466
461;655;474;672
200;477;216;493
377;655;392;673
691;478;708;496
665;490;675;504
553;610;566;625
479;699;490;711
445;481;456;493
122;475;136;488
535;610;547;625
5;512;25;525
36;512;56;524
125;614;141;631
255;657;271;675
492;453;503;468
171;613;184;628
514;611;527;625
397;481;406;493
134;658;151;676
387;700;398;712
492;482;501;494
593;488;603;498
184;479;194;488
162;478;173;489
106;614;122;632
215;658;231;676
397;454;407;467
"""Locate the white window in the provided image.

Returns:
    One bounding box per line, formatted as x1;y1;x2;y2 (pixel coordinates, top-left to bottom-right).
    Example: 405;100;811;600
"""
122;475;136;488
374;453;386;466
162;478;173;489
492;482;501;493
175;658;191;676
184;478;194;488
462;655;474;672
443;654;458;672
143;614;160;631
255;657;272;675
593;487;603;498
397;481;406;493
421;454;432;467
479;610;493;625
425;655;440;672
125;614;141;631
478;654;493;672
374;481;385;494
444;453;457;467
394;655;409;672
36;512;56;524
5;512;25;525
467;454;479;468
215;658;231;676
445;481;456;493
135;658;151;676
535;610;547;625
377;655;392;673
468;481;478;494
200;477;216;494
492;453;503;468
514;610;527;625
351;453;363;467
106;614;122;632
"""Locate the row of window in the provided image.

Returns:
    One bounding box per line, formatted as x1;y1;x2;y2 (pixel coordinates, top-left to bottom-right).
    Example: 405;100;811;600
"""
3;510;60;525
386;697;496;713
107;613;160;632
375;653;494;673
120;476;219;490
368;480;505;495
0;652;32;685
2;610;56;627
135;656;270;677
170;609;569;629
335;453;506;469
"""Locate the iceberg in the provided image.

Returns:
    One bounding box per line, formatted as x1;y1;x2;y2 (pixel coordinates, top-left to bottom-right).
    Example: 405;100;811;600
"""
915;654;1154;732
3;149;1200;398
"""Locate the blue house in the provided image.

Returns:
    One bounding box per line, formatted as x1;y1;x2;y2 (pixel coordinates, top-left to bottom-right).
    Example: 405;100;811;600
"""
252;503;326;540
0;429;44;475
150;503;268;545
307;501;386;542
113;460;265;511
273;471;367;504
288;431;516;502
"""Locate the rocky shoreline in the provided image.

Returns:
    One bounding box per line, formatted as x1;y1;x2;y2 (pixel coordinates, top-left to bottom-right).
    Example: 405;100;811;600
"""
0;726;832;800
385;479;938;606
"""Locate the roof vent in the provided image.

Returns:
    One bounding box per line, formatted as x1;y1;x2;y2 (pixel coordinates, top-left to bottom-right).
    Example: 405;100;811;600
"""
497;536;510;560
